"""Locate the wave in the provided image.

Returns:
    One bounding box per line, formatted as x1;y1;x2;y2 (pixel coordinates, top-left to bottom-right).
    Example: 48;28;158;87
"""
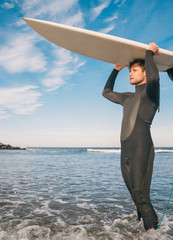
0;213;171;240
155;148;173;153
87;149;121;153
87;148;173;154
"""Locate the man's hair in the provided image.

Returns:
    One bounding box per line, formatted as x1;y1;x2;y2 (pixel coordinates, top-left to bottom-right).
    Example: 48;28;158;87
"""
129;59;145;71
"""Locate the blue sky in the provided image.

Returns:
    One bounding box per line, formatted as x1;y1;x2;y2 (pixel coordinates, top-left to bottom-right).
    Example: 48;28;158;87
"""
0;0;173;147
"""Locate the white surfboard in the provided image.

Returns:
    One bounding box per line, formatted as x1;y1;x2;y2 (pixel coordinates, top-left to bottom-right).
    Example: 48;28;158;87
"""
23;18;173;72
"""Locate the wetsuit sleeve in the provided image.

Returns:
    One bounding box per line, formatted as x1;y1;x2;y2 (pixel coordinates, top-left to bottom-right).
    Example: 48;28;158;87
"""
167;67;173;81
145;50;160;104
102;68;130;105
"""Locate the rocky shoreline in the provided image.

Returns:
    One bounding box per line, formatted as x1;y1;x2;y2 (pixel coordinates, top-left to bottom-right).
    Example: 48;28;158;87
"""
0;142;26;150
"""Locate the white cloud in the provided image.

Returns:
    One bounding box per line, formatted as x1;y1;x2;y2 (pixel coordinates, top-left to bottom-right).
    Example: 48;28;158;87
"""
114;0;127;7
1;2;15;9
114;0;120;4
0;86;43;116
90;0;110;21
0;0;85;95
120;0;127;5
0;110;10;119
105;14;118;23
19;0;84;27
42;48;86;92
0;33;47;73
0;0;86;97
21;0;78;17
64;11;84;27
100;25;115;34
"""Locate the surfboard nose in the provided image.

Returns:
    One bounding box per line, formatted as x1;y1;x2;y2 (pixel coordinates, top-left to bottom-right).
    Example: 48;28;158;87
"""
23;17;32;25
23;17;39;25
23;17;29;22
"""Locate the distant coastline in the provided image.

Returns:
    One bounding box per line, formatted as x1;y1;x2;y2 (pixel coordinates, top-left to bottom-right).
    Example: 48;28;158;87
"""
0;142;26;150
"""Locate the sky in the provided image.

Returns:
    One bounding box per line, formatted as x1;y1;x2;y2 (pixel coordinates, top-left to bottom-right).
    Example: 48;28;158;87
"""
0;0;173;147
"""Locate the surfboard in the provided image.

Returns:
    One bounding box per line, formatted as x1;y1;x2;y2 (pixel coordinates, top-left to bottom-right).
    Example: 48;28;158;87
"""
23;17;173;72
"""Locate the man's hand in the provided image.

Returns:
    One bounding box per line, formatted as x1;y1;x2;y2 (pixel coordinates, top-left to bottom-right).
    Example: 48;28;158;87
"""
148;42;160;55
114;64;128;71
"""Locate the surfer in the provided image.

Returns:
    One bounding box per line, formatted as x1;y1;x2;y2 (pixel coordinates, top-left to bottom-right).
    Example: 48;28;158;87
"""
102;42;160;230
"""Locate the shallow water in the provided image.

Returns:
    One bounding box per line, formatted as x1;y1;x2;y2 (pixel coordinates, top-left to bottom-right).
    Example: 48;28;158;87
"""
0;147;172;239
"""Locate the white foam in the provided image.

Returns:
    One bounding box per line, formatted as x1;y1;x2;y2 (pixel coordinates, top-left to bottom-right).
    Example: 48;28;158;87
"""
0;214;172;240
114;204;124;209
76;202;96;210
17;225;51;240
87;148;173;154
54;198;68;204
79;215;95;223
155;149;173;153
77;198;92;202
67;226;88;240
87;148;121;153
0;231;8;239
33;200;54;217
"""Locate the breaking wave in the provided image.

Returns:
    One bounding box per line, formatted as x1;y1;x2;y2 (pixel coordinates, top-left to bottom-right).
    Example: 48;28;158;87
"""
87;148;173;154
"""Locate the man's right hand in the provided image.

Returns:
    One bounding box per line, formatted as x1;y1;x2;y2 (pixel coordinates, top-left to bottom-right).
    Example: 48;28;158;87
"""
148;42;160;55
114;64;128;71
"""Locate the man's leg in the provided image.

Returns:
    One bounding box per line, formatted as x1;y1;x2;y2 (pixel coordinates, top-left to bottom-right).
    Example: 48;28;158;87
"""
121;146;143;221
130;146;158;230
121;155;142;222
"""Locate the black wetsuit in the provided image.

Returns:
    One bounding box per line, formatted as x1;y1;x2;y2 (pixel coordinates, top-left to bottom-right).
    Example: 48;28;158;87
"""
102;50;159;230
167;67;173;81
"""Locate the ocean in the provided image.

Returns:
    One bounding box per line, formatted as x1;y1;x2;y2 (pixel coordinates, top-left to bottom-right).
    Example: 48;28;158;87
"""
0;147;172;240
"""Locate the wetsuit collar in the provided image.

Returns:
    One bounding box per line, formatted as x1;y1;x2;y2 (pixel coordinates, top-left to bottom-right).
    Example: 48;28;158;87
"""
135;83;146;93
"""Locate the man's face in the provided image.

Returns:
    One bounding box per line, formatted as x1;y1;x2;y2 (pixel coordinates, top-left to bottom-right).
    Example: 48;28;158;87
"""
129;63;146;86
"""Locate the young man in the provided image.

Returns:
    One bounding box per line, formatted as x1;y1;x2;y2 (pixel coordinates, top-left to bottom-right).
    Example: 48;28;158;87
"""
102;43;160;230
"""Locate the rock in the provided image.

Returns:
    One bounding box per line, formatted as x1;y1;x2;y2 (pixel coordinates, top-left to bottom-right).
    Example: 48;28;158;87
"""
0;142;26;150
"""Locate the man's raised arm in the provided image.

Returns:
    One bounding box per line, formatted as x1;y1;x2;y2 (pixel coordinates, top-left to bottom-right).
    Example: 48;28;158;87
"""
102;64;128;105
145;43;160;105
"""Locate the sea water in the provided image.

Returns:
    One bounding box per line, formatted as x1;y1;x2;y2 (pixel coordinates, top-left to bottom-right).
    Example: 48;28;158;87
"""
0;147;172;240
